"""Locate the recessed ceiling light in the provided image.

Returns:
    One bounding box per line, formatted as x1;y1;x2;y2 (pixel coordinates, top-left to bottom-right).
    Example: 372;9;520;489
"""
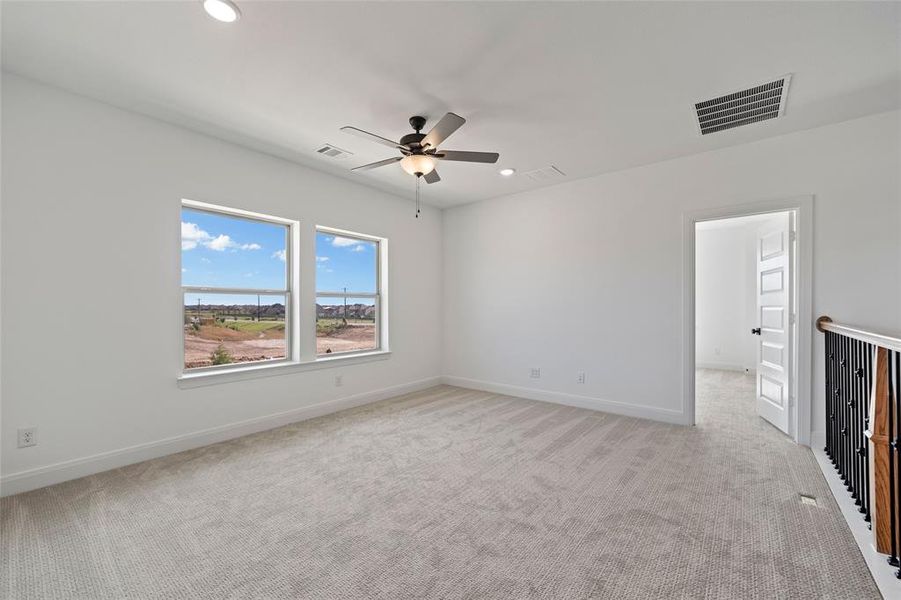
203;0;241;23
499;168;516;177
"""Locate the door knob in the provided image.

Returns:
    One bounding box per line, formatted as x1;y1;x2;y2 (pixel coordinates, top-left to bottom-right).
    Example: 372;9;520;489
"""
751;327;762;335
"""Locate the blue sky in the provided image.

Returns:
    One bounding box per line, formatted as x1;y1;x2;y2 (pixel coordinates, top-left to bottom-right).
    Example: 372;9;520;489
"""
315;232;376;294
181;208;376;303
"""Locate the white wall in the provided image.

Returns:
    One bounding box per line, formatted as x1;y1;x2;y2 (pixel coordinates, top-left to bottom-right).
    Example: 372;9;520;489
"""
0;74;443;492
695;218;764;373
443;110;901;439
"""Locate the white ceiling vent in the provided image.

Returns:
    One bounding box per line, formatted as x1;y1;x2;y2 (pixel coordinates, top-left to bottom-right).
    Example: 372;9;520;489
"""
523;165;566;182
315;143;353;159
694;75;791;135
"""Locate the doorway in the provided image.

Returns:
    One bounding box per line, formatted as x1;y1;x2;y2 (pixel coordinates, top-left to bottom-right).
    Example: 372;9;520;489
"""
682;197;813;444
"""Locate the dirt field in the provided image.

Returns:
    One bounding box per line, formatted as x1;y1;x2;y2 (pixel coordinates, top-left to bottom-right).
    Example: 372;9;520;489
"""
317;323;376;355
184;321;376;368
184;323;285;369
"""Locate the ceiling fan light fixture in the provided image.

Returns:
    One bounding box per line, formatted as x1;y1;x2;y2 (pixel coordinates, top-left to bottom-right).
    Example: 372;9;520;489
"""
400;154;436;177
202;0;241;22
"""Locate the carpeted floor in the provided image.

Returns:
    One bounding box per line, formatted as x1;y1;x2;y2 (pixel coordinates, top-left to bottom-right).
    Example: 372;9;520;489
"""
1;370;880;599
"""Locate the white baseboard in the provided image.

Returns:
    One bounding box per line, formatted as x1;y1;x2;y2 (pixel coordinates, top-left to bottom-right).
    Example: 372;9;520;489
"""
695;362;753;373
812;447;901;599
441;376;688;425
811;429;826;451
0;376;442;498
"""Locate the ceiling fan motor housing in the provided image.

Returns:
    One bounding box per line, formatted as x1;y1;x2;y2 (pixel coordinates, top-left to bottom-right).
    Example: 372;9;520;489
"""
400;116;430;152
409;115;427;132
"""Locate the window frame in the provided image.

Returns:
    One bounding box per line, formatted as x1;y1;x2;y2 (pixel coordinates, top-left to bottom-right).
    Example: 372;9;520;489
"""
180;199;297;374
315;226;383;358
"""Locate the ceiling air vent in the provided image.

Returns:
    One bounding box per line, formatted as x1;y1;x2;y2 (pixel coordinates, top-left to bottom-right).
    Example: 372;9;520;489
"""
315;143;353;159
523;165;566;182
694;75;791;135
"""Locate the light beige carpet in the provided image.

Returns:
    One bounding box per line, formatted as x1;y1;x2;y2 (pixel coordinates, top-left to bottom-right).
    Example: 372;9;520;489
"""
1;370;880;599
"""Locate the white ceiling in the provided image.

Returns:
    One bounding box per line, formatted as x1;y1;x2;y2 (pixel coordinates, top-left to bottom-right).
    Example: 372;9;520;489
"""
3;1;899;208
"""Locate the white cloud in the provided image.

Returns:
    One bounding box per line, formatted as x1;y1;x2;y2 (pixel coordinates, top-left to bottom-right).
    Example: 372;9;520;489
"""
272;249;286;262
206;234;233;251
207;236;262;252
182;268;187;272
181;222;261;252
201;257;211;263
181;222;211;250
331;236;360;247
316;256;329;262
351;244;365;252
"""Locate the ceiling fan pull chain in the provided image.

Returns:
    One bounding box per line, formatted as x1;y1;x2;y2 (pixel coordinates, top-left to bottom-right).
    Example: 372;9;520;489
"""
415;175;421;218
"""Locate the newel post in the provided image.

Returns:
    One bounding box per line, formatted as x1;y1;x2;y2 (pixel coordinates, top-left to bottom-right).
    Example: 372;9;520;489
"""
867;346;895;554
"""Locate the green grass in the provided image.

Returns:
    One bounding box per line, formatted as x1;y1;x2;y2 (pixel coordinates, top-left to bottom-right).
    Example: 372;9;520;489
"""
316;318;375;336
224;320;285;333
316;318;346;336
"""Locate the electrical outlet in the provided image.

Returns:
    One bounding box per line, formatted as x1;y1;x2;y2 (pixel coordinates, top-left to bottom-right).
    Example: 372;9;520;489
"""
714;347;721;356
334;374;343;387
17;427;37;448
530;368;541;379
577;371;586;384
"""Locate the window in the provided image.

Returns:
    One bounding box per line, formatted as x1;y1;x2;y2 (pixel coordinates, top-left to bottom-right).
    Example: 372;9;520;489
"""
315;229;380;356
181;202;292;370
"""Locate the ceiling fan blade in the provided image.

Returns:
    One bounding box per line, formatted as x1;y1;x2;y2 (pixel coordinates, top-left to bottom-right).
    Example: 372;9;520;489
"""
421;113;466;149
423;169;441;184
351;156;402;172
341;126;406;150
435;150;499;164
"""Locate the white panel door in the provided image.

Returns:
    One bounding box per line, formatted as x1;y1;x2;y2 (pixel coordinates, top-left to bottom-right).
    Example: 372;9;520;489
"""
754;213;792;435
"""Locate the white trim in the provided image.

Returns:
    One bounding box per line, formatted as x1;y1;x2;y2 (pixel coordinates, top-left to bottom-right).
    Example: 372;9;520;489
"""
682;195;813;445
813;447;901;598
314;225;387;356
177;350;391;389
182;198;297;226
442;376;688;425
0;376;441;498
179;199;299;375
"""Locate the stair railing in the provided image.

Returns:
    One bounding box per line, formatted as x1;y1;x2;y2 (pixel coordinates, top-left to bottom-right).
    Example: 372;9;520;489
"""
817;316;901;578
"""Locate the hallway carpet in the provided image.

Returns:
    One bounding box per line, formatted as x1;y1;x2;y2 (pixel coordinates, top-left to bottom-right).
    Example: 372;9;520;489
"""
1;371;879;599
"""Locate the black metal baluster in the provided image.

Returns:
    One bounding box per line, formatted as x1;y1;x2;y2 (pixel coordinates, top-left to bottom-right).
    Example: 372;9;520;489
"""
832;332;840;470
842;335;851;489
829;331;835;461
857;340;868;517
865;341;872;523
851;338;860;504
832;334;842;477
833;331;840;469
826;331;832;458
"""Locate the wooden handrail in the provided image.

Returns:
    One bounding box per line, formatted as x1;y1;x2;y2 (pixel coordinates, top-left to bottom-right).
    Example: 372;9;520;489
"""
816;315;901;353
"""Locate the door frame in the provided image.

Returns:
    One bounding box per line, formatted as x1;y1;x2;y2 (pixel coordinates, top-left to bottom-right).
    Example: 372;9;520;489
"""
682;195;813;445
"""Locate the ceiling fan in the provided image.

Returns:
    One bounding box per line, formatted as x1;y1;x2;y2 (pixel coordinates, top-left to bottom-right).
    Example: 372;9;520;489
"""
341;113;499;185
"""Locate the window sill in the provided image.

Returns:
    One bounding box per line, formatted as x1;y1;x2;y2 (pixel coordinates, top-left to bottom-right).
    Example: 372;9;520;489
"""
177;351;391;389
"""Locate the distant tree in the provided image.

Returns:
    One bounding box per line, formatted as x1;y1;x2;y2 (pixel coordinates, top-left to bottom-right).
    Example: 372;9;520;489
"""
210;344;232;365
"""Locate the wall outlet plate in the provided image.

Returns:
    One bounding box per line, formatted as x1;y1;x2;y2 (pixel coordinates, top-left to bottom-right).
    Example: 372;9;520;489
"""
530;368;541;379
577;371;586;384
335;375;343;387
17;427;37;448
